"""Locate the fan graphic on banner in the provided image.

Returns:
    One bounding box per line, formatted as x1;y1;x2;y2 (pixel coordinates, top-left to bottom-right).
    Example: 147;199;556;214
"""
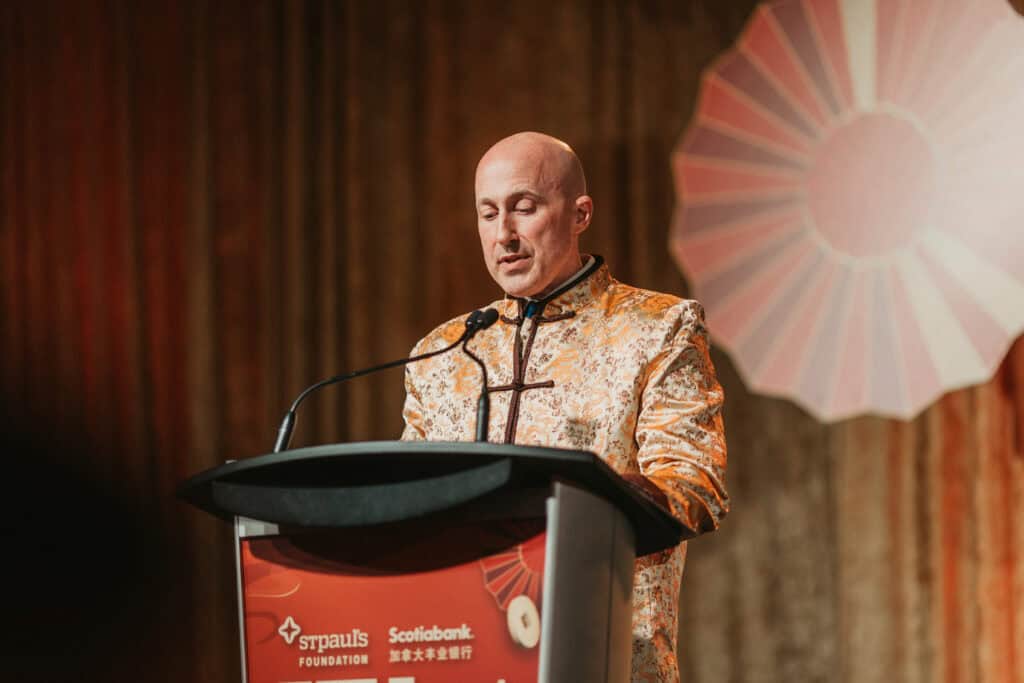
671;0;1024;421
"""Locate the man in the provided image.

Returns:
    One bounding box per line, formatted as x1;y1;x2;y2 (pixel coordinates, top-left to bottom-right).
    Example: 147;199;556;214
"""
401;132;728;681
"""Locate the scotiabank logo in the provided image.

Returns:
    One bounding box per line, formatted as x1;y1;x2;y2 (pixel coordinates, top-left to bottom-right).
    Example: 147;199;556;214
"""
388;623;474;643
277;616;370;652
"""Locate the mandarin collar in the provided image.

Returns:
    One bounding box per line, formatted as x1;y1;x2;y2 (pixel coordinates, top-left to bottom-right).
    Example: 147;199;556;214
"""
499;255;610;321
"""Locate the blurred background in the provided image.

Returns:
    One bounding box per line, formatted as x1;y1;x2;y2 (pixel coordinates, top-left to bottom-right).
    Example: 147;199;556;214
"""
1;1;1021;681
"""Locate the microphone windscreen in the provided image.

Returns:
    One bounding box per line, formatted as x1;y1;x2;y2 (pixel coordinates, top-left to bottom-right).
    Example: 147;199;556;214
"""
465;309;484;330
480;308;500;329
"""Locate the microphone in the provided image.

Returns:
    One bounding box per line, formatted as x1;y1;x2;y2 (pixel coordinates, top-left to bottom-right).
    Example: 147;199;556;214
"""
461;308;500;442
272;308;500;452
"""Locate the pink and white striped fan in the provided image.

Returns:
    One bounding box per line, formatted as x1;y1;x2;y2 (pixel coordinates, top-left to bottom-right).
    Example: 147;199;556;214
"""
671;0;1024;421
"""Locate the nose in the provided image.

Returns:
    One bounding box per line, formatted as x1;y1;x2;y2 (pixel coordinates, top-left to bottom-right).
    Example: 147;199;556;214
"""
496;212;518;246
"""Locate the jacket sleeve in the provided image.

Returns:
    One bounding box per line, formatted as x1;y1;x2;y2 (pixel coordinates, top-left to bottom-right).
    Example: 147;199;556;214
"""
400;345;427;441
635;300;729;536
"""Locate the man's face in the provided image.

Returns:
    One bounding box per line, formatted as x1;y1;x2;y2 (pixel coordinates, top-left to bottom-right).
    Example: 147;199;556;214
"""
475;153;586;298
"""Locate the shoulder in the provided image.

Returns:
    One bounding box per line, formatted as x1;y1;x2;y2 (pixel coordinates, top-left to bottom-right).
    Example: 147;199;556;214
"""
411;315;465;356
604;279;706;331
410;298;505;355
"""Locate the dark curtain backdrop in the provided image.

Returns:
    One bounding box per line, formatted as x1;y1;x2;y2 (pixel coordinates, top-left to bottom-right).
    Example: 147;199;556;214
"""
2;1;1021;682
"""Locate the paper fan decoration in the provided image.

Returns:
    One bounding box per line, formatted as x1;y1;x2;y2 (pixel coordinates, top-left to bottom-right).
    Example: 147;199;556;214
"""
671;0;1024;421
479;544;541;611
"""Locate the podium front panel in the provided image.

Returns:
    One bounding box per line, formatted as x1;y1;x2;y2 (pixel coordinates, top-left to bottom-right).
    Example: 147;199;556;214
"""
235;517;547;683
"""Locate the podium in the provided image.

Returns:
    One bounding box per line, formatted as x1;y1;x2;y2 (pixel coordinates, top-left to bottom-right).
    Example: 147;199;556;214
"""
179;441;685;683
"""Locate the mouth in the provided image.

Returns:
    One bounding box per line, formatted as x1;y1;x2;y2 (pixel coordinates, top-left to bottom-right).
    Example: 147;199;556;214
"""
498;254;531;266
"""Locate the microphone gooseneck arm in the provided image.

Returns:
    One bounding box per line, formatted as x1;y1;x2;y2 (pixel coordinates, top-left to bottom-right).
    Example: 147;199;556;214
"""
462;341;490;442
273;310;494;453
461;308;499;443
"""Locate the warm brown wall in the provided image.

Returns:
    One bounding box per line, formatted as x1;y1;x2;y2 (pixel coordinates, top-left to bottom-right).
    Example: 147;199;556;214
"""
1;1;1021;681
682;341;1024;683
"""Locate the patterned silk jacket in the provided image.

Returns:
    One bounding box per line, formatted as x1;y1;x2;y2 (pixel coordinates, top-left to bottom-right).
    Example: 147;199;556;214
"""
401;256;729;682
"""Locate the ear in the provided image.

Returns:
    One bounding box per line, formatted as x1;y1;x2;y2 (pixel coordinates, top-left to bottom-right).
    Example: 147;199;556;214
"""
573;195;594;235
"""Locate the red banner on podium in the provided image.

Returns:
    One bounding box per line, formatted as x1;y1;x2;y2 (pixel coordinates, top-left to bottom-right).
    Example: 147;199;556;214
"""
240;531;546;683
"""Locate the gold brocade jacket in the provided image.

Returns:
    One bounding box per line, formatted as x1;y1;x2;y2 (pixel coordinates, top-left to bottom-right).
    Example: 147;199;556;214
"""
401;257;729;682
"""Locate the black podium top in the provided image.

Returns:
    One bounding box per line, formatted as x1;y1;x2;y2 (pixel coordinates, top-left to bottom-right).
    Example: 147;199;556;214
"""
178;441;687;555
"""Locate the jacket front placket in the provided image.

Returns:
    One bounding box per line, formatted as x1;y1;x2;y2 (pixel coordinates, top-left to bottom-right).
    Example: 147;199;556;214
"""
491;300;574;444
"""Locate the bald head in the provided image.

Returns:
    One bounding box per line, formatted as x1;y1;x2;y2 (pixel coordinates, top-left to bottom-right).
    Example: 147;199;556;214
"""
476;132;587;202
474;132;594;298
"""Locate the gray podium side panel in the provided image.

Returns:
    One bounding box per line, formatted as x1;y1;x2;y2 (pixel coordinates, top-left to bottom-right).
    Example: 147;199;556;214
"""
605;507;636;683
235;517;280;683
539;483;636;683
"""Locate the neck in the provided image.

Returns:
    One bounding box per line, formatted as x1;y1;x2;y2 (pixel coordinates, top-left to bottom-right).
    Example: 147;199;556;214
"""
533;255;584;299
526;254;594;301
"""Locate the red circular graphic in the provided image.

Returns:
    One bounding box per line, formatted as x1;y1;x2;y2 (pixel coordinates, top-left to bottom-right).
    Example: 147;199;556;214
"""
479;541;542;612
